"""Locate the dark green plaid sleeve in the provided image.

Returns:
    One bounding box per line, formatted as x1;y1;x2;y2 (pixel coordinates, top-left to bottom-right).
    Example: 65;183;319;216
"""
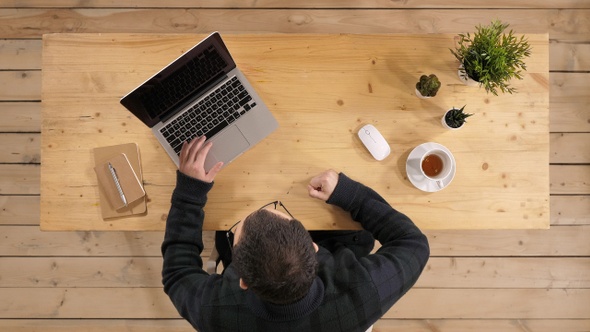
161;171;214;331
327;173;430;313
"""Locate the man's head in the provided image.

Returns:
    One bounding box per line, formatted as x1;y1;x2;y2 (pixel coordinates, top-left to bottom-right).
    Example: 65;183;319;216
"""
232;207;319;305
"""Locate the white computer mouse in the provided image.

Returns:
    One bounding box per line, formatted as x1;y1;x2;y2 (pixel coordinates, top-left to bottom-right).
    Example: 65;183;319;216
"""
357;124;391;161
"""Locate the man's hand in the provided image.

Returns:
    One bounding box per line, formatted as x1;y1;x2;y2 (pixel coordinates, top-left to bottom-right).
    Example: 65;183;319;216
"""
308;169;339;202
178;136;223;183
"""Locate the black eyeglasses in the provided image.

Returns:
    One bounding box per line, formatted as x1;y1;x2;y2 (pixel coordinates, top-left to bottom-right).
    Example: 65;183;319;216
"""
226;201;294;252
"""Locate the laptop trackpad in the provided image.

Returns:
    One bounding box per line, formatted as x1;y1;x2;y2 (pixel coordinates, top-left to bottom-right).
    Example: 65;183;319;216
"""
205;125;250;170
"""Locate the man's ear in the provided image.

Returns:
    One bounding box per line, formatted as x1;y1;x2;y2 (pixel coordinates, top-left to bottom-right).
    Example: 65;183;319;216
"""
239;278;248;290
313;242;319;253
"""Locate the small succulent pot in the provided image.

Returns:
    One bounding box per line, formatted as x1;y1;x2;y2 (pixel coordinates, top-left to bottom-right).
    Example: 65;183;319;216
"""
415;74;441;99
415;88;432;99
442;106;473;130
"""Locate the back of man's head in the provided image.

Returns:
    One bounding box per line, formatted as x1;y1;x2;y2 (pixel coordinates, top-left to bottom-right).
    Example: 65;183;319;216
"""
233;209;318;304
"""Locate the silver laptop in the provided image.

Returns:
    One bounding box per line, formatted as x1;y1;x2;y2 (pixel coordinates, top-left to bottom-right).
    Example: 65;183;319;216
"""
120;32;278;169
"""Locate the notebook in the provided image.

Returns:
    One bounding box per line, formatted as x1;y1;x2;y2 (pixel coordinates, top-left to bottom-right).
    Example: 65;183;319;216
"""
93;143;147;219
94;153;145;210
120;32;279;170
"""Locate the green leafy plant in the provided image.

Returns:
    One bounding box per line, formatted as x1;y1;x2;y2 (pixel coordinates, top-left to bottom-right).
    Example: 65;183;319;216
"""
415;74;441;97
450;20;532;95
444;105;473;128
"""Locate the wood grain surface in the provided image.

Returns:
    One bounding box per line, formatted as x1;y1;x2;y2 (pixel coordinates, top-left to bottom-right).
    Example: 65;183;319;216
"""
1;3;588;331
41;33;550;230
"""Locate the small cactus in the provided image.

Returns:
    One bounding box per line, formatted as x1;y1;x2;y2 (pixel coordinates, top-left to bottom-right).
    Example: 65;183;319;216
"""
416;74;441;97
444;105;473;128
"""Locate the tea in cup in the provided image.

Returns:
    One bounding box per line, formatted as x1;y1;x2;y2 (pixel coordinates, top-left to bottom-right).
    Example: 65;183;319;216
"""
420;149;453;188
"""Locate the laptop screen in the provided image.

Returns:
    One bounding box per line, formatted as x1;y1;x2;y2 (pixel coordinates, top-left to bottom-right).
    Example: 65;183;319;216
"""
120;33;236;127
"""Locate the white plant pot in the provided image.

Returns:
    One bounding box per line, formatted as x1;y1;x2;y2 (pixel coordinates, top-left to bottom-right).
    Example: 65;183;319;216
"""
457;68;481;87
415;88;432;99
441;109;464;130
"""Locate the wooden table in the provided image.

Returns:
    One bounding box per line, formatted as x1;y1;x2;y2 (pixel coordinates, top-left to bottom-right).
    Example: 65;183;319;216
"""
41;33;549;231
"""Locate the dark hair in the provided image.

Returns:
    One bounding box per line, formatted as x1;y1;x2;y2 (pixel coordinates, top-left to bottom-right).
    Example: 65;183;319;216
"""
232;209;318;304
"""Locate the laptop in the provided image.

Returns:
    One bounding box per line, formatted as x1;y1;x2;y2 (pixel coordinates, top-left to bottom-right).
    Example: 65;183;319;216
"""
120;32;278;170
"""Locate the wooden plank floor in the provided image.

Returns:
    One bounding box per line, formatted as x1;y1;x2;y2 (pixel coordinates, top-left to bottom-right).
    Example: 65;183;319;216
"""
0;1;589;331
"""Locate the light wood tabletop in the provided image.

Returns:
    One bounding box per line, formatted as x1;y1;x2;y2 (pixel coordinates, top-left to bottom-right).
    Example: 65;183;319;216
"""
41;33;549;231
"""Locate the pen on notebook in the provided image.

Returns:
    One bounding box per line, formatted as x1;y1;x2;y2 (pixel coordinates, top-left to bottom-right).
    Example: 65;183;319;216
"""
108;162;128;207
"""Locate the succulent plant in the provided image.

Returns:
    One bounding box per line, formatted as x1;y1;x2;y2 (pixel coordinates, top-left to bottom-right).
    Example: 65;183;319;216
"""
444;105;473;128
415;74;441;97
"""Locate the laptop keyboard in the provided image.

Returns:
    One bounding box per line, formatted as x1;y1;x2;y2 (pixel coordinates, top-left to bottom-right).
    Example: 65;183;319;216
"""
159;76;256;155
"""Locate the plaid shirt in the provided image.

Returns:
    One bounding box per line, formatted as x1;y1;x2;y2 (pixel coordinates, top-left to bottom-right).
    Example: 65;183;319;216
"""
162;172;430;332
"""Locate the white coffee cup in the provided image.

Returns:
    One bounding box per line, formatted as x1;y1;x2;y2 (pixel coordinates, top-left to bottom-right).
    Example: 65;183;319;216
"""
419;149;453;188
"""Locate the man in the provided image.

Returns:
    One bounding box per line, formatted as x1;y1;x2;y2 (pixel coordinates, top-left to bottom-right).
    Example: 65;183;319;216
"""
162;136;430;331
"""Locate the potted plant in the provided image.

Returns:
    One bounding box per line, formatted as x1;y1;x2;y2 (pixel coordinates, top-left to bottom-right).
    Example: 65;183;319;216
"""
442;105;473;130
415;74;441;99
450;20;532;95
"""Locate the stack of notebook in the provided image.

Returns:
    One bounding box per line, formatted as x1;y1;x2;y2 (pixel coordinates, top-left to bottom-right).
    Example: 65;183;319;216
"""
93;143;146;219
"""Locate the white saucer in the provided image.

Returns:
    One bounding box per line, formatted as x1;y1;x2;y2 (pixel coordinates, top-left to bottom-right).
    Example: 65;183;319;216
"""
406;142;456;192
